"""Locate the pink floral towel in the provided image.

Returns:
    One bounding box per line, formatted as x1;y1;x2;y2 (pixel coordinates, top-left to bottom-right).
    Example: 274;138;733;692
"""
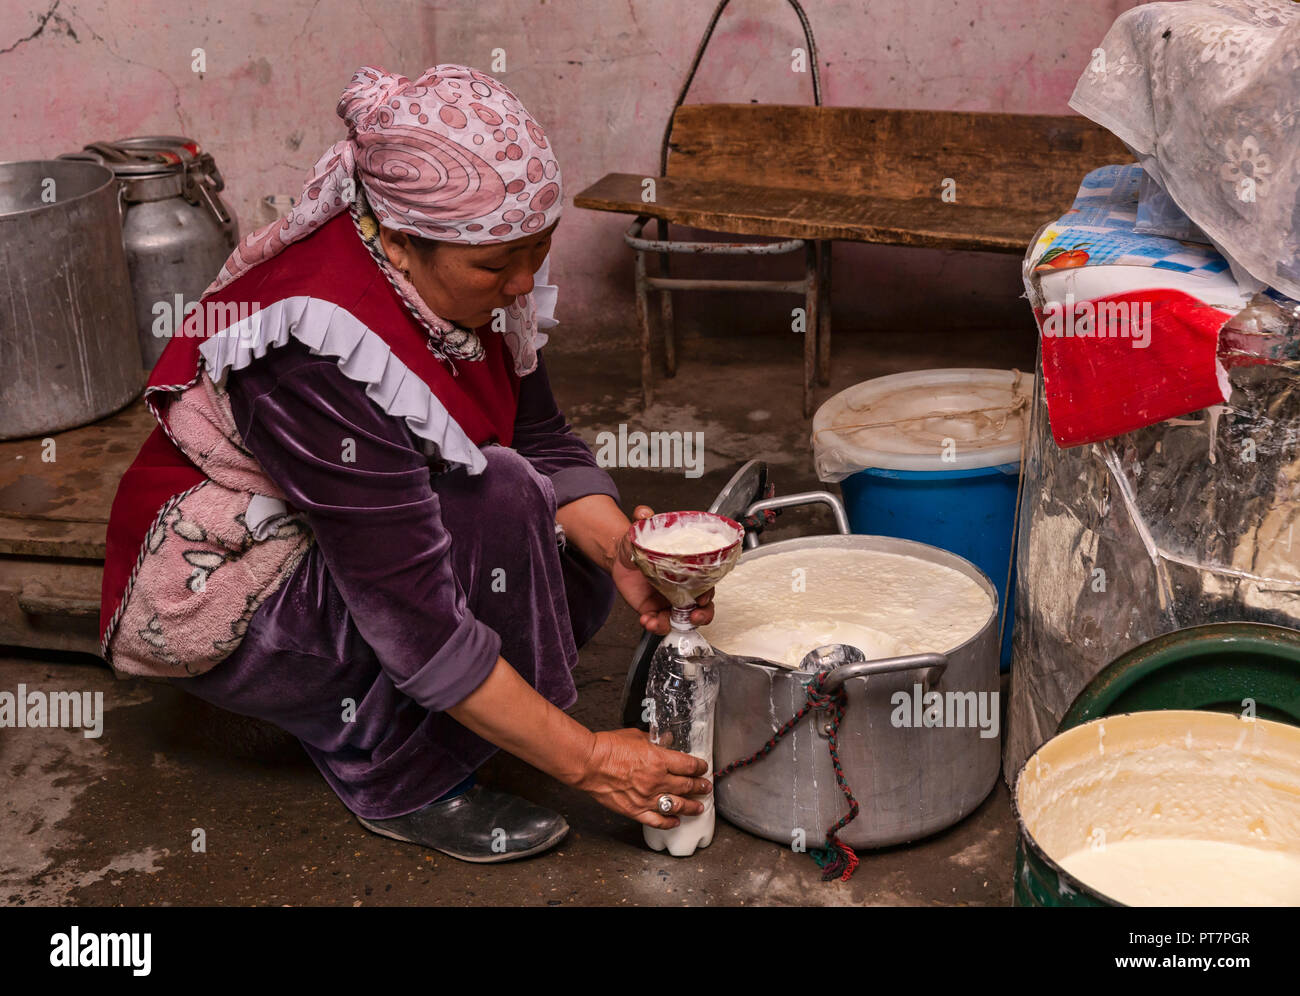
105;372;313;678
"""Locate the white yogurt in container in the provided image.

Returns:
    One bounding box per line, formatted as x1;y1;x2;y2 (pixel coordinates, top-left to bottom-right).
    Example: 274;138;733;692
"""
638;524;734;556
700;547;993;667
643;715;715;858
1017;711;1300;906
1060;838;1300;906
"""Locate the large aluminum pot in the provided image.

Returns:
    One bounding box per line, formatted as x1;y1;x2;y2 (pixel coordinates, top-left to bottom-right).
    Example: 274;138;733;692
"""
712;492;1002;849
0;160;144;439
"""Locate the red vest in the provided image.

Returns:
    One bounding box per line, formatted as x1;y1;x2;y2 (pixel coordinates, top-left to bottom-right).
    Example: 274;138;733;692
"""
99;212;520;647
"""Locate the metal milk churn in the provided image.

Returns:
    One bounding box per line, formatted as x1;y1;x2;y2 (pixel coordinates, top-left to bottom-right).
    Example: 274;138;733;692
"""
61;136;239;368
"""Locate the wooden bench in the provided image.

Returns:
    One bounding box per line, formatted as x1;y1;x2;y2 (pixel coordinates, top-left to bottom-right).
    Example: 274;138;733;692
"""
575;103;1129;414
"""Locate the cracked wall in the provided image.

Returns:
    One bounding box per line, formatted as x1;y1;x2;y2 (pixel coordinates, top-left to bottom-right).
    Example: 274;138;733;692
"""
3;0;1141;350
3;0;435;225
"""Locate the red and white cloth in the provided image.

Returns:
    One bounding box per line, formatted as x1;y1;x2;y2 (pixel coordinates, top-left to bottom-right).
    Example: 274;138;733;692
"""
1024;165;1253;448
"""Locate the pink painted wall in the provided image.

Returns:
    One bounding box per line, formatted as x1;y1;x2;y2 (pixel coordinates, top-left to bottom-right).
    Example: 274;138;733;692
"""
3;0;1144;350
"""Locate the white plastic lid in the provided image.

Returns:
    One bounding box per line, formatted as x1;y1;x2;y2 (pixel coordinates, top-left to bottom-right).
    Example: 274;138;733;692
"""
812;368;1030;479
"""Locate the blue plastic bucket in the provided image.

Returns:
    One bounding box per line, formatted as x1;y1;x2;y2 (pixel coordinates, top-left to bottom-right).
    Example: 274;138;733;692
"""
813;369;1028;670
839;463;1019;668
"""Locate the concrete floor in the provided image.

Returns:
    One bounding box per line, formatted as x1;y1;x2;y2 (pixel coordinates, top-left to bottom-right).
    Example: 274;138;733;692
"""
2;324;1035;906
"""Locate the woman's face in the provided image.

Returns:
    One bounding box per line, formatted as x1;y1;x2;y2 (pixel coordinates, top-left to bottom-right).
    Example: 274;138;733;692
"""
379;222;557;329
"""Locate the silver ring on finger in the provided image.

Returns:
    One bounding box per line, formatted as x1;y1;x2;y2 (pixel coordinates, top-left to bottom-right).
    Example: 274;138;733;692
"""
657;794;675;815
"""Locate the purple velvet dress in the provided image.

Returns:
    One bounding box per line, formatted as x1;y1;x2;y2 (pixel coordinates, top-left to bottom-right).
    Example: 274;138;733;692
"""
173;335;619;819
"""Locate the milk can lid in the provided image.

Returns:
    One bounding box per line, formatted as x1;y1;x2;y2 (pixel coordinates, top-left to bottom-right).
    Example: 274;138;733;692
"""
63;137;200;178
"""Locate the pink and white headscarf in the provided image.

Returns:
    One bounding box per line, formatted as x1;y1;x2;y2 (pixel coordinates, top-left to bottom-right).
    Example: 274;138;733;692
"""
204;64;564;375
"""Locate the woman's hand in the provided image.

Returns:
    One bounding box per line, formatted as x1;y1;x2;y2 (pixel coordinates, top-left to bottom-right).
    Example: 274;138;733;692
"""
612;505;716;636
571;728;711;828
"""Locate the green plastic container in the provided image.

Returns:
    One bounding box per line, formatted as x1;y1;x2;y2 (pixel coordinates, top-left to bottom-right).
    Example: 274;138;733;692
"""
1012;623;1300;907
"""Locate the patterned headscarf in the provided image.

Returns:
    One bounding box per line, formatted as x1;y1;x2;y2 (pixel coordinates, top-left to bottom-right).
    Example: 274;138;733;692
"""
204;64;563;374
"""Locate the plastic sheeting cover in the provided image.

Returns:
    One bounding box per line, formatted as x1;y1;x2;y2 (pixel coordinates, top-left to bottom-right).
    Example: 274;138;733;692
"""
1005;292;1300;778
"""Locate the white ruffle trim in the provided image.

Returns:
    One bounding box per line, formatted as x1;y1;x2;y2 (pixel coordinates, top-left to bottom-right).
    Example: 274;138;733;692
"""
198;296;488;475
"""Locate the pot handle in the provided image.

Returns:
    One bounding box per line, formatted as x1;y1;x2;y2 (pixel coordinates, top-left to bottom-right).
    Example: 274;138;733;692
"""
189;172;234;227
56;151;106;165
743;490;849;548
819;652;947;695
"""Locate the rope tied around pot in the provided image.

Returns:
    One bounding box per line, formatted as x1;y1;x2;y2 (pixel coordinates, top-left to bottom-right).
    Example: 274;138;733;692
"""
715;669;861;882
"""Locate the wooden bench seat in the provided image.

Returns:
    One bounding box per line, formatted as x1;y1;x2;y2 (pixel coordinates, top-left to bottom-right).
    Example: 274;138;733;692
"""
575;103;1129;412
576;172;1057;253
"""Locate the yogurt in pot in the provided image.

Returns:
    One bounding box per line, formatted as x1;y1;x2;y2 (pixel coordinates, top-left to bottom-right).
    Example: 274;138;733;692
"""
701;547;993;666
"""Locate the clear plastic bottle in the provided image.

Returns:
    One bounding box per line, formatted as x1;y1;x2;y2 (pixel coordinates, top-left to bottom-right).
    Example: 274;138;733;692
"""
642;619;720;857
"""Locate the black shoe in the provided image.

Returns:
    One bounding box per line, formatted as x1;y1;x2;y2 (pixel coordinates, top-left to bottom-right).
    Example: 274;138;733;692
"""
356;785;569;863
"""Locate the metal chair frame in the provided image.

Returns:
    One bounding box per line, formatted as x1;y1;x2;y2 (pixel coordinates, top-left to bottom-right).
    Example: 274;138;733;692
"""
626;0;831;415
